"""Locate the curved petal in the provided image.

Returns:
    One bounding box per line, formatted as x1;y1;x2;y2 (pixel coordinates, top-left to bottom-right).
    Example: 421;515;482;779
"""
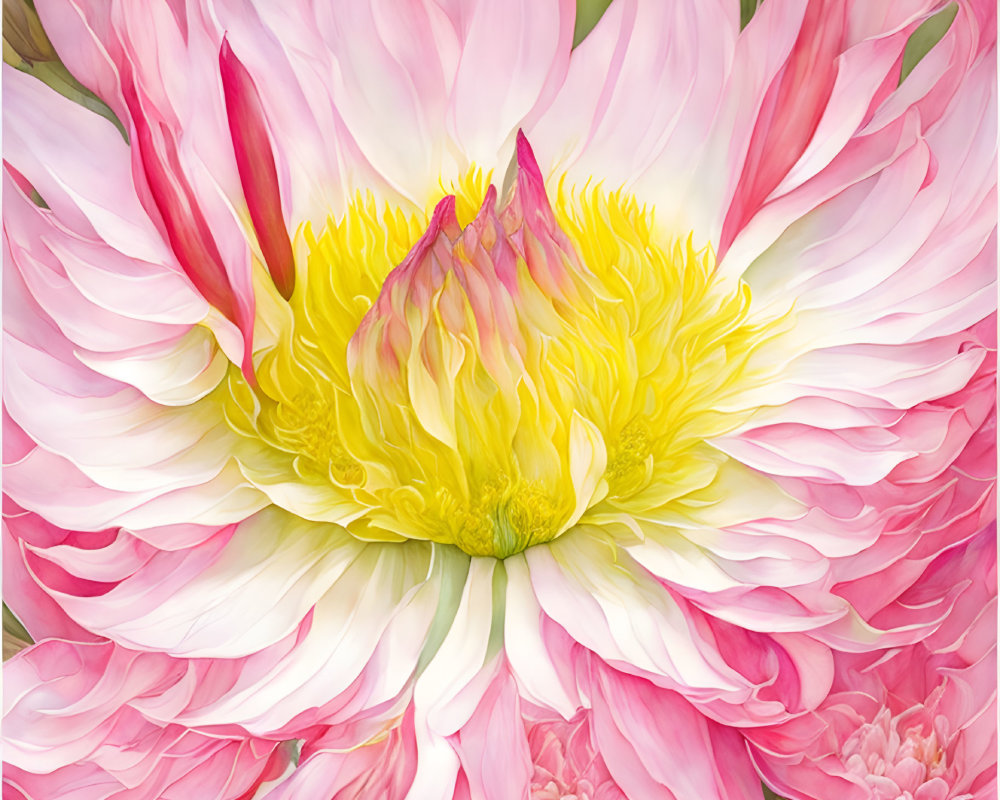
523;526;747;702
591;661;763;800
3;639;292;799
527;0;739;238
407;557;500;800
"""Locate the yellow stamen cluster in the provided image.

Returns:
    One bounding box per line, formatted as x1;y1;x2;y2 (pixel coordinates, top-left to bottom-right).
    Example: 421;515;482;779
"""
223;169;784;558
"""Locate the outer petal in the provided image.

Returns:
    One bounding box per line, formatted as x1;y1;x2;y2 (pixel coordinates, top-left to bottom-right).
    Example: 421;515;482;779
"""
4;510;451;736
527;0;739;238
698;0;996;654
2;506;97;644
718;0;950;253
521;527;748;702
406;557;500;800
257;714;419;800
39;0;574;219
590;661;762;800
32;1;259;358
3;65;269;531
2;639;293;799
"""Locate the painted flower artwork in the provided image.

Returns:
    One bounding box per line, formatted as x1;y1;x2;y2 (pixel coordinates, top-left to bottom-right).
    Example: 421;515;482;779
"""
2;0;996;797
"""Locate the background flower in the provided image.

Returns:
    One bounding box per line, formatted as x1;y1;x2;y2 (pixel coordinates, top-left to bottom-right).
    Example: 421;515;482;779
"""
745;526;997;800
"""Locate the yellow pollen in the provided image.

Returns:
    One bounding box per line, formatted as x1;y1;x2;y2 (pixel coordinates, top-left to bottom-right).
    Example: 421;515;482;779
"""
452;474;561;558
606;420;654;495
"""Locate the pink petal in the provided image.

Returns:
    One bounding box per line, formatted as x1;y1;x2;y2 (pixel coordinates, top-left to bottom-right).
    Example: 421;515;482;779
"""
591;662;762;800
528;0;739;237
219;36;295;299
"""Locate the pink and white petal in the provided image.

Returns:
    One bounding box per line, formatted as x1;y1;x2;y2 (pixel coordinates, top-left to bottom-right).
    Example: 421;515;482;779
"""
528;0;738;238
25;509;364;657
77;327;229;406
729;329;989;418
523;526;747;703
724;3;994;335
719;0;948;255
862;0;994;137
451;667;533;800
174;539;445;733
503;554;582;718
760;5;941;199
626;518;832;599
2;510;99;644
407;557;500;800
3;244;258;511
3;65;171;265
590;662;763;800
259;717;419;800
3;62;247;367
3;174;206;357
4;639;291;799
915;526;997;660
215;0;574;209
4;444;266;531
444;0;575;167
4;332;244;498
719;102;926;288
687;616;836;726
4;225;228;405
3;640;183;772
30;1;256;357
199;1;402;223
240;0;452;206
659;0;807;243
717;348;992;509
9;512;453;735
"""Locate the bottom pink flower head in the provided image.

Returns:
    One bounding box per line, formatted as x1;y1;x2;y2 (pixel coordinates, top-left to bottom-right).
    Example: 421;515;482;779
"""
748;527;997;800
841;699;955;800
527;714;622;800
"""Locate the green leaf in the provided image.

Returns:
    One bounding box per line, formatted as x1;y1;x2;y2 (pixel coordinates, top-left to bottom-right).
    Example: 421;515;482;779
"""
762;784;790;800
900;3;958;84
15;59;128;140
3;603;33;661
3;0;128;141
574;0;613;48
741;0;763;30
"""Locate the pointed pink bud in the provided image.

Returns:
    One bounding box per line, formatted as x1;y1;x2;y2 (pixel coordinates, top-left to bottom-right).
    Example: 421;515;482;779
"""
219;36;295;300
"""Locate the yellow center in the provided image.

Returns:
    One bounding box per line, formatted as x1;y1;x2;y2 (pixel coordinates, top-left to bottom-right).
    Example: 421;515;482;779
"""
223;168;784;558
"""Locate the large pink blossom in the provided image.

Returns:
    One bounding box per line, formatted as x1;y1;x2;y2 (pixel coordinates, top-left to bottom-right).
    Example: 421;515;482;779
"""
3;0;997;796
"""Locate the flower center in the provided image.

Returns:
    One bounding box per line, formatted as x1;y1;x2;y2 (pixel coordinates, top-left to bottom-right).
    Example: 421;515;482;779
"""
223;136;781;558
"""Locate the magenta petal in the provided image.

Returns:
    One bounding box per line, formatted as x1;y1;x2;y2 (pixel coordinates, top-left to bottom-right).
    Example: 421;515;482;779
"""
219;37;295;300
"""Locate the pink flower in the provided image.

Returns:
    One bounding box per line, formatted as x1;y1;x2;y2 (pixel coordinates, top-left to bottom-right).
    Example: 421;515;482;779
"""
3;0;996;793
750;651;997;800
747;526;998;800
